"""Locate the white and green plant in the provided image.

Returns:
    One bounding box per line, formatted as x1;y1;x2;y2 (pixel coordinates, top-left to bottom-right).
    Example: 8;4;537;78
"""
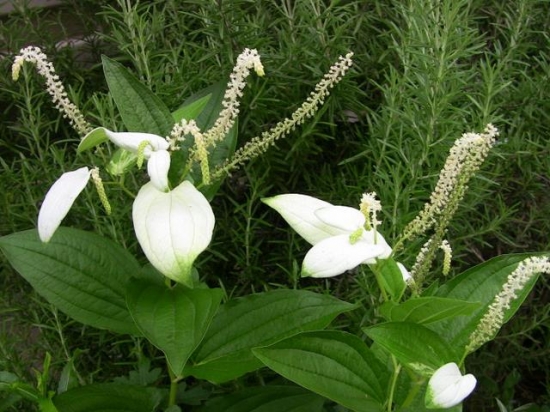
1;45;548;412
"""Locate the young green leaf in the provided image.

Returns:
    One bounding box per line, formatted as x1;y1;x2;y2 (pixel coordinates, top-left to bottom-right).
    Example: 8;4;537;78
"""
375;257;407;301
185;289;357;383
102;56;173;135
200;386;325;412
172;93;212;123
364;322;458;375
126;280;223;377
253;331;388;412
0;228;141;335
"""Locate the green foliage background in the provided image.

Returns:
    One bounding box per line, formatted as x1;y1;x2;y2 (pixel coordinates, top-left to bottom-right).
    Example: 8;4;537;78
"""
1;0;549;410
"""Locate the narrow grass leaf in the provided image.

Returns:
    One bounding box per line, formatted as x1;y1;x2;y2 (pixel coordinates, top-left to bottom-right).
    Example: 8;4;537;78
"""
0;228;141;335
253;331;388;412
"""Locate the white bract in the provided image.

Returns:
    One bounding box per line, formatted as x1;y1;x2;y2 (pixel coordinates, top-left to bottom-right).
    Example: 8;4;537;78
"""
425;362;477;409
100;128;171;192
132;180;215;287
37;128;173;243
262;194;393;278
38;167;92;242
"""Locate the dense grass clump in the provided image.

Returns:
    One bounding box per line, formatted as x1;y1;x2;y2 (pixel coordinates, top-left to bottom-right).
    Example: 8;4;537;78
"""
1;0;549;410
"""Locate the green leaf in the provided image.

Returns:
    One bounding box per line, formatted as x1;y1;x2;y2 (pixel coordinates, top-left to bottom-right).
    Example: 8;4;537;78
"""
0;228;141;335
185;289;356;383
172;94;212;123
253;331;388;412
126;280;223;377
200;386;325;412
102;56;173;135
53;384;162;412
431;253;548;352
376;257;406;301
77;127;109;153
364;322;458;375
379;297;480;325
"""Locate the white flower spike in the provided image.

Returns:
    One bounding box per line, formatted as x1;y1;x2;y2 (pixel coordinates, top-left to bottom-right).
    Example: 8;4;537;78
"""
132;180;215;287
38;167;91;242
425;362;477;409
263;193;392;278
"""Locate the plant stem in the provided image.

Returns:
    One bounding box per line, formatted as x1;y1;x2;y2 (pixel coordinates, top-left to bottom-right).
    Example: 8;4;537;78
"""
167;363;179;408
387;356;401;411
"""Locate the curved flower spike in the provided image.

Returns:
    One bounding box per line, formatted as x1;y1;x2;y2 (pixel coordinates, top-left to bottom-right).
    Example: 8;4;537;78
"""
425;363;477;409
132;180;215;287
38;167;91;242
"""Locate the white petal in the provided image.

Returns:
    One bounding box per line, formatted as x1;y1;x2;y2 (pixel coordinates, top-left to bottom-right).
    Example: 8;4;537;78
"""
426;363;477;409
362;231;393;264
315;206;365;232
104;129;169;156
262;194;348;245
302;235;386;278
38;167;91;242
397;262;412;282
132;180;215;286
147;150;171;191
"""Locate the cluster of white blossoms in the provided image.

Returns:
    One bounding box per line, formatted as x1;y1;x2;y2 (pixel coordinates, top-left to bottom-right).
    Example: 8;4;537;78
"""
466;256;550;353
12;46;92;136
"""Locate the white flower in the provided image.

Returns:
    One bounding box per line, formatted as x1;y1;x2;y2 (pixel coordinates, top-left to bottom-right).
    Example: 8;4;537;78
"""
132;180;215;287
425;363;477;409
102;129;171;192
38;167;92;242
262;194;392;278
80;128;172;192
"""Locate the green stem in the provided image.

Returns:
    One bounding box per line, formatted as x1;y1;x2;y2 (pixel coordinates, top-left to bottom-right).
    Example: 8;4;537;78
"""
167;364;179;408
387;356;401;412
